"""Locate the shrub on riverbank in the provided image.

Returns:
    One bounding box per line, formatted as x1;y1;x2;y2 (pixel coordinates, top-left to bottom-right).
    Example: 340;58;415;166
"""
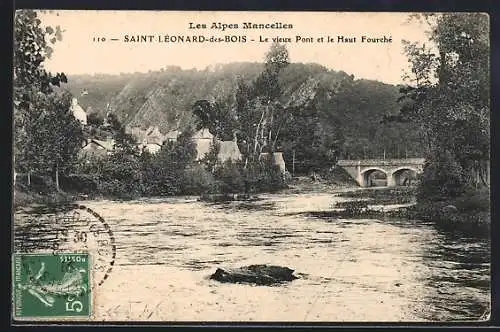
209;159;287;196
338;187;416;205
411;187;490;237
181;164;217;195
35;152;288;204
245;159;288;194
329;185;490;238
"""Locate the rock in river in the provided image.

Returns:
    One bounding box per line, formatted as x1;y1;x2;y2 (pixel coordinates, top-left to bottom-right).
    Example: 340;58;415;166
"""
210;264;299;285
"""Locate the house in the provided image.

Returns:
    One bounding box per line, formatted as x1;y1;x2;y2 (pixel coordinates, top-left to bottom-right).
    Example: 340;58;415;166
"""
165;129;181;142
70;97;87;125
138;142;162;154
192;128;214;160
79;138;115;159
127;125;166;144
127;126;147;142
144;126;165;145
192;128;242;163
127;125;168;155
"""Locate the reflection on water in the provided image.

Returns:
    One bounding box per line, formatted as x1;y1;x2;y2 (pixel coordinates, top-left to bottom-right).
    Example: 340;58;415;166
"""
13;191;490;321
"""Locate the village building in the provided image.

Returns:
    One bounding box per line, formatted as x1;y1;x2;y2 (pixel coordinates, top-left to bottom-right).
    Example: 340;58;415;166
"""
192;128;215;160
219;141;243;162
139;142;162;154
78;124;243;162
191;128;242;163
70;97;87;125
144;126;165;144
128;125;167;155
259;152;287;174
79;138;115;159
165;129;181;142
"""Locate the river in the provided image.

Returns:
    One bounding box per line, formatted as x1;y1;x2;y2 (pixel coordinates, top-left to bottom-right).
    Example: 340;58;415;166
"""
13;186;490;322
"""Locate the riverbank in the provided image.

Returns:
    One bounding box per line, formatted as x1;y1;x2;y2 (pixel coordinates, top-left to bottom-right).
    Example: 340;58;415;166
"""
408;188;490;237
12;173;347;208
329;186;490;238
13;188;75;208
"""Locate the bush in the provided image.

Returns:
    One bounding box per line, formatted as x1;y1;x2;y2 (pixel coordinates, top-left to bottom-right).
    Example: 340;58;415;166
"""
417;149;468;202
205;158;288;196
140;156;179;196
451;187;491;213
244;159;287;193
181;164;217;195
214;160;246;194
60;174;99;194
343;200;369;216
140;132;197;197
99;154;142;199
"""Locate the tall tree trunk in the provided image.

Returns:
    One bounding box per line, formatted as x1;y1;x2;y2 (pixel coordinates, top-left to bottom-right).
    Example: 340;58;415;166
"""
438;51;447;85
272;122;283;152
55;163;60;192
253;108;266;156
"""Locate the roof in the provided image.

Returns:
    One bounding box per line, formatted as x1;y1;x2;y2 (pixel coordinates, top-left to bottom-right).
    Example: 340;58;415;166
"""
140;143;162;154
127;125;166;145
70;98;87;124
79;139;114;159
165;130;180;140
194;139;242;162
219;141;242;161
83;138;115;151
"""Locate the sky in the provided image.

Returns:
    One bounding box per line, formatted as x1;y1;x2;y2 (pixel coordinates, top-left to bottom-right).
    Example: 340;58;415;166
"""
34;10;433;85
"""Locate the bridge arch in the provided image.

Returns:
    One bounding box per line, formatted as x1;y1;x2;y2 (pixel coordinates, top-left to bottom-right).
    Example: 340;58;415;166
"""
336;158;425;188
390;167;419;187
360;167;388;187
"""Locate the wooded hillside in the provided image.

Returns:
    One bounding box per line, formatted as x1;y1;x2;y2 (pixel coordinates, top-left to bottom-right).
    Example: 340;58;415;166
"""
62;62;426;166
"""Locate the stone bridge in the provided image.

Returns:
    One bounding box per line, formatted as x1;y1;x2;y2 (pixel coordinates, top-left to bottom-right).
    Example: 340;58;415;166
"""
337;158;425;187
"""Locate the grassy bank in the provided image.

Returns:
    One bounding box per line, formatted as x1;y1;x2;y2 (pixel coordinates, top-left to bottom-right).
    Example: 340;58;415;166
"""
336;186;417;205
327;186;490;238
13;188;76;209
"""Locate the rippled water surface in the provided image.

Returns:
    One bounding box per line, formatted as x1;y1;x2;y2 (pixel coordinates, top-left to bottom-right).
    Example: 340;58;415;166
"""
14;189;490;321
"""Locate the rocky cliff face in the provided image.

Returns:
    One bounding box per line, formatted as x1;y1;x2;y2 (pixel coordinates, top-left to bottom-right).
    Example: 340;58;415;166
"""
62;63;351;134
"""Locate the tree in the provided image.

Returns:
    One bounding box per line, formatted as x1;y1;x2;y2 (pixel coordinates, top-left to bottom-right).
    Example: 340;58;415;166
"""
234;77;258;165
142;127;197;196
192;99;236;141
416;148;468;201
13;10;70;187
193;44;290;167
252;42;290;155
398;13;490;194
232;43;290;164
200;138;221;173
87;111;104;127
34;91;84;190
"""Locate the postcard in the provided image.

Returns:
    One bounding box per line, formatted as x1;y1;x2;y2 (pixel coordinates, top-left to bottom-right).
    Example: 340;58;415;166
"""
12;10;490;322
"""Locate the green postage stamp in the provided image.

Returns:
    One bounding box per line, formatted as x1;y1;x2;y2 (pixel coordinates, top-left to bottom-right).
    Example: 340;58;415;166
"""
13;253;91;319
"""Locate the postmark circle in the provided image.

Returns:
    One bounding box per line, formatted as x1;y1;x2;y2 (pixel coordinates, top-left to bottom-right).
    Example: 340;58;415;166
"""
14;204;116;287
